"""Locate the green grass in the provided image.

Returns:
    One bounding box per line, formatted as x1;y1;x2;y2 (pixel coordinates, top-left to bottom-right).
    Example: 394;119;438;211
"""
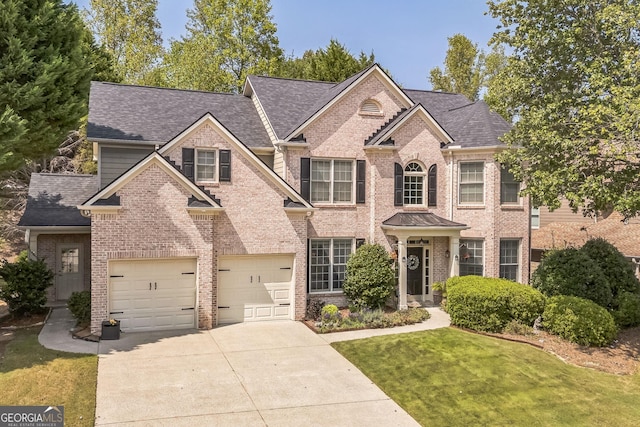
333;328;640;426
0;327;98;427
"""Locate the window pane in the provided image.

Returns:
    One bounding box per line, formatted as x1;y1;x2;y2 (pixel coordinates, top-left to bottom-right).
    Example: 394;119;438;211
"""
459;240;483;276
404;175;424;205
531;208;540;228
61;248;79;273
500;240;519;281
311;160;331;202
310;240;330;291
196;151;216;181
500;168;520;204
459;162;484;204
332;239;352;289
333;161;353;202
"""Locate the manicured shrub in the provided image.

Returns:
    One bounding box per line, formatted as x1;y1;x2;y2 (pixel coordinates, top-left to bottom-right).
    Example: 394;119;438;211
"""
532;248;612;308
343;243;395;310
68;290;91;325
580;238;640;308
613;292;640;328
542;295;617;347
446;276;545;333
0;257;54;316
306;299;325;320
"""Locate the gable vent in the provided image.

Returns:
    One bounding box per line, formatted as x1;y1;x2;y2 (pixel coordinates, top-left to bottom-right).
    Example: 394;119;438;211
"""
360;99;382;115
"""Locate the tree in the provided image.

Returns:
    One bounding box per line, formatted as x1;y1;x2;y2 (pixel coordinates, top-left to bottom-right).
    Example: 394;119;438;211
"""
278;39;375;82
163;0;283;93
0;0;92;174
488;0;640;218
343;243;395;310
86;0;164;85
429;34;484;101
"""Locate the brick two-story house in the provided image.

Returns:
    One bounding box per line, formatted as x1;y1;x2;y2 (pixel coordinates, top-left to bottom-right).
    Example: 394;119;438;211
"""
19;64;530;334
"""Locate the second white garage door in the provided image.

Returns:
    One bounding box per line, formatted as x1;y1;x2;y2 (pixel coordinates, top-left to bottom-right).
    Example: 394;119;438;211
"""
217;255;293;324
109;258;197;332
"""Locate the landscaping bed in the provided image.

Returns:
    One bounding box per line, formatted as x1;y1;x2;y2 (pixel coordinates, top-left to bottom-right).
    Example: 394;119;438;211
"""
305;306;430;333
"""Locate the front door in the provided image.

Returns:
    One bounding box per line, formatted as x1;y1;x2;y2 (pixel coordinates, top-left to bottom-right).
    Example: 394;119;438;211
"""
407;247;422;295
56;244;84;300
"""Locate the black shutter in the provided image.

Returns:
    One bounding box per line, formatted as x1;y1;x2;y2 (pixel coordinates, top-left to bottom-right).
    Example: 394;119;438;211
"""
219;150;231;182
356;160;366;204
182;148;194;180
428;164;437;207
394;162;403;206
301;157;311;201
355;238;366;248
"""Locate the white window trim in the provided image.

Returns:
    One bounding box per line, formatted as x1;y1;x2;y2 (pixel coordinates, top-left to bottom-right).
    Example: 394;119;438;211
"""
459;239;484;277
499;239;520;282
404;161;426;206
458;161;485;206
531;207;540;229
309;238;355;293
310;158;355;205
195;148;218;183
359;99;384;117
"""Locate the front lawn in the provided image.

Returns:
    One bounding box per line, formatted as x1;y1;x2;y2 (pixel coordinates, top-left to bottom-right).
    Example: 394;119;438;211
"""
0;326;97;427
333;328;640;426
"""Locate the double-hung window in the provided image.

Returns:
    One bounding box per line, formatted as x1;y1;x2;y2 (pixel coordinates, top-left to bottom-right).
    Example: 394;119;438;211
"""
500;167;520;204
404;162;424;205
459;162;484;204
311;159;353;203
309;238;353;292
196;149;217;182
499;240;520;281
459;239;484;276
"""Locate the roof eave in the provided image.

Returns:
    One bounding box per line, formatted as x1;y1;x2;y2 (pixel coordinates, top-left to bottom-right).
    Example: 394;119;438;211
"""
89;137;162;146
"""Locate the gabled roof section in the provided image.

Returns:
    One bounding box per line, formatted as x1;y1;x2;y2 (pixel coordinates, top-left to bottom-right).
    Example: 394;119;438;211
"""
382;212;467;229
158;113;313;209
439;101;512;148
79;152;222;210
364;103;454;146
19;174;99;227
87;81;271;148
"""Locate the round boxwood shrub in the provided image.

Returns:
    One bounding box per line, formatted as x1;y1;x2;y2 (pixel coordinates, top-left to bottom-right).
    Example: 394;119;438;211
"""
542;295;617;347
532;248;612;308
580;238;640;308
446;276;545;333
0;257;54;316
613;292;640;328
343;243;395;310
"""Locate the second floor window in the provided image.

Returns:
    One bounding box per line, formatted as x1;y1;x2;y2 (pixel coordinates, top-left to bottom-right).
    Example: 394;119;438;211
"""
311;159;353;203
196;149;217;181
459;162;484;204
500;166;520;204
404;162;424;205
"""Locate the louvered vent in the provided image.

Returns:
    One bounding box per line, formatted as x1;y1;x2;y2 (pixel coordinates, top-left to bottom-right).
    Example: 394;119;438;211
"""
360;99;382;114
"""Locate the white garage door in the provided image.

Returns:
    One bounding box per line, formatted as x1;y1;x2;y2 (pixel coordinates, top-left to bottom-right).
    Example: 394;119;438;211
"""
109;258;197;332
218;255;293;324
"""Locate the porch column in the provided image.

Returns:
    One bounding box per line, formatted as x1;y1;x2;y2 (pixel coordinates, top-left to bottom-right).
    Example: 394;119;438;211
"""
449;237;460;277
397;237;408;310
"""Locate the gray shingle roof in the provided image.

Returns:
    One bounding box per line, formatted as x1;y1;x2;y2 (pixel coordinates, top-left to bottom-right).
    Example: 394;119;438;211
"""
382;212;467;228
87;82;272;148
18;174;99;227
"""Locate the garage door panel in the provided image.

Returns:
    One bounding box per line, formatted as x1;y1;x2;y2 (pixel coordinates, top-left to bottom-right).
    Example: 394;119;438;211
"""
218;255;293;324
109;259;197;332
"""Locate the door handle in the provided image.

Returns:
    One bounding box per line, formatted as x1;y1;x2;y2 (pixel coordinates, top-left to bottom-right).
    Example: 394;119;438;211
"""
258;275;261;283
149;282;152;290
250;275;253;283
155;282;157;290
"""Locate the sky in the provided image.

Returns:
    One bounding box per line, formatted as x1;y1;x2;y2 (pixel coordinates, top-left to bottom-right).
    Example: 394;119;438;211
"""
71;0;501;90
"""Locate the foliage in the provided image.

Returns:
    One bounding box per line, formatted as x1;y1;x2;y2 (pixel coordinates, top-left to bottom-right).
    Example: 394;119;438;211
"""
503;319;535;336
489;0;640;218
305;298;324;321
429;34;483;101
162;0;283;92
0;0;92;173
68;291;91;326
333;328;640;427
318;308;429;333
613;292;640;328
542;295;617;347
86;0;164;85
446;276;545;333
531;248;612;308
580;238;640;308
343;243;395;311
0;257;54;316
277;39;375;82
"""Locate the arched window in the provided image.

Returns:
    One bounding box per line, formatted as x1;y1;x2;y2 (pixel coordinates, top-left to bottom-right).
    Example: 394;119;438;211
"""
428;164;437;206
404;162;425;205
359;99;382;115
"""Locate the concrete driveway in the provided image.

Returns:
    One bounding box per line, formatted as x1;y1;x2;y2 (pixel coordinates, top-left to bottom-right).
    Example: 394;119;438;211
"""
95;321;419;426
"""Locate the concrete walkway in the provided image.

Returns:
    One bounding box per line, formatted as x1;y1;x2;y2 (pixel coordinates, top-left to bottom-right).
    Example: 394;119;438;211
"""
38;307;98;354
